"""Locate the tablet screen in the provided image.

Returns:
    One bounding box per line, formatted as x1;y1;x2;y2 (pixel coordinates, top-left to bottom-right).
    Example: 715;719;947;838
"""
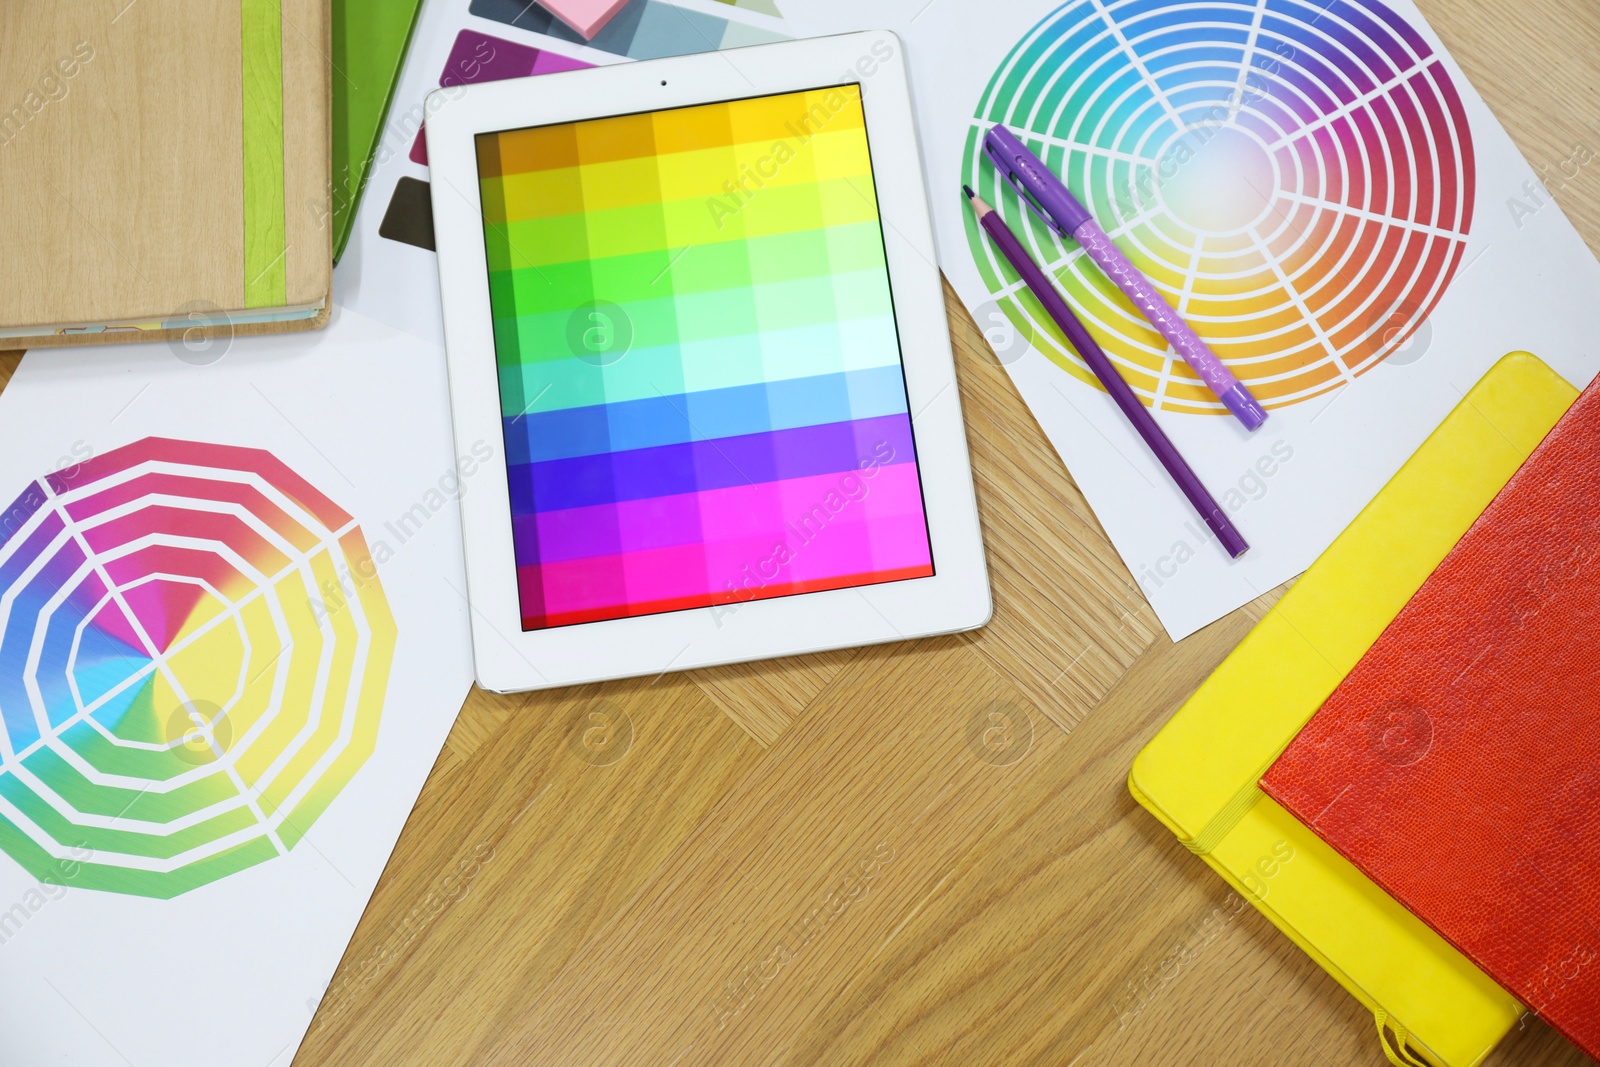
475;85;935;631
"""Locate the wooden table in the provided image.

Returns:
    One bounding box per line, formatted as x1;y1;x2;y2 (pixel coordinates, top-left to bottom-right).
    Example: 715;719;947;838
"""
5;1;1597;1062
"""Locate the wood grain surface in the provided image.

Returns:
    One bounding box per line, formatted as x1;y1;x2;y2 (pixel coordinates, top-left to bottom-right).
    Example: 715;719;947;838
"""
5;0;1600;1063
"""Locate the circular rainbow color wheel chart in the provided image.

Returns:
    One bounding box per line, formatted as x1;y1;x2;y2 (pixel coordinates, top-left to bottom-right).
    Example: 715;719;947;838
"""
0;438;395;899
962;0;1477;414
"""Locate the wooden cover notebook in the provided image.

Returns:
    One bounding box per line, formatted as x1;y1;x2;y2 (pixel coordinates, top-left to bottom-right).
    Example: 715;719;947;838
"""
0;0;330;346
1130;353;1579;1067
1262;372;1600;1062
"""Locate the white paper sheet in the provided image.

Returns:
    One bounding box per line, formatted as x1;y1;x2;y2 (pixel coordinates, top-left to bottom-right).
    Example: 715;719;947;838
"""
783;0;1600;638
0;3;802;1060
0;307;475;1066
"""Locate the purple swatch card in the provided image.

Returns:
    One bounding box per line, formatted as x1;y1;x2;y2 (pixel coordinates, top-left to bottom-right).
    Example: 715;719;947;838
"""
411;30;593;165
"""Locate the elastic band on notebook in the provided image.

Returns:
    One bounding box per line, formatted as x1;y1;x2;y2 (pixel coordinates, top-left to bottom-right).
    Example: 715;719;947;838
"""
1375;1010;1431;1067
242;0;288;308
1185;783;1264;855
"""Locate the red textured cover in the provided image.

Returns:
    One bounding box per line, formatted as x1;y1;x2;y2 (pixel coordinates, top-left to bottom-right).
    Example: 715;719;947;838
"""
1261;377;1600;1062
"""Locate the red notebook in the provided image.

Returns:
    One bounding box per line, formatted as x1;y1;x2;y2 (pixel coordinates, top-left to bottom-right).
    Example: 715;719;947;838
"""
1261;375;1600;1061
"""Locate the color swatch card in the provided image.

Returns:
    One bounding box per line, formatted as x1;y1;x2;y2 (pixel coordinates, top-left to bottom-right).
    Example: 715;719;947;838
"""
534;0;632;39
407;30;592;166
476;88;934;628
1262;375;1600;1061
0;310;475;1066
781;0;1600;638
470;0;785;59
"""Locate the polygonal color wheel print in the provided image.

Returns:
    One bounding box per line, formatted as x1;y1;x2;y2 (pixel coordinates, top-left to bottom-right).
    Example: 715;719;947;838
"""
0;438;396;898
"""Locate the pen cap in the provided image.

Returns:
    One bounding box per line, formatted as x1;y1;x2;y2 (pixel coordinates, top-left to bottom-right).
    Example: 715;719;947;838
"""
983;124;1094;234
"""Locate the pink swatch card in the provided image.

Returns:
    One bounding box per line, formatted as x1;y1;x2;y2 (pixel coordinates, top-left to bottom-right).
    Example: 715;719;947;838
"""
537;0;633;39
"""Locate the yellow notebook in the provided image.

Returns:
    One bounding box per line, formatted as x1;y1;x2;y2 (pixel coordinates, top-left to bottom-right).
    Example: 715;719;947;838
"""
1130;353;1578;1067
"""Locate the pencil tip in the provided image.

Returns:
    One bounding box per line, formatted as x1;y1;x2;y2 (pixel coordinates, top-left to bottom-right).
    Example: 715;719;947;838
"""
962;184;975;199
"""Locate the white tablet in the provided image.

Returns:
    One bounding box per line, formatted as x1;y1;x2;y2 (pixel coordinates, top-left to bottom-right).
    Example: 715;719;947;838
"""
427;30;989;693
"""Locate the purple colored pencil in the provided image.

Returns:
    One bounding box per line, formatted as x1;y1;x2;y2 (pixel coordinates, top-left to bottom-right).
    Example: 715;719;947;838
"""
965;186;1248;559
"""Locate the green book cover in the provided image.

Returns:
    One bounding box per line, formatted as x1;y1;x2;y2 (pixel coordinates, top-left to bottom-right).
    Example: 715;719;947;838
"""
331;0;426;261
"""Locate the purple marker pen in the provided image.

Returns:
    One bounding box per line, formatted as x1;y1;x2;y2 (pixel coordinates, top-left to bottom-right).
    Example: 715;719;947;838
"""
983;124;1268;432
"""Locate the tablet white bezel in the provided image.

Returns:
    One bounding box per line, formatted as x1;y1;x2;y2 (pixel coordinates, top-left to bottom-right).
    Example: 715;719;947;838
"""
427;30;989;693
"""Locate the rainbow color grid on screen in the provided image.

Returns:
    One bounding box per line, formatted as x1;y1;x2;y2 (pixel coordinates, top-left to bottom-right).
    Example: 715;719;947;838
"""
0;438;396;898
963;0;1476;415
477;86;935;630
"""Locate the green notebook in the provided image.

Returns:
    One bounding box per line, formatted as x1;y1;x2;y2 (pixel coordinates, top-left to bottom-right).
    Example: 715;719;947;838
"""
331;0;427;261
